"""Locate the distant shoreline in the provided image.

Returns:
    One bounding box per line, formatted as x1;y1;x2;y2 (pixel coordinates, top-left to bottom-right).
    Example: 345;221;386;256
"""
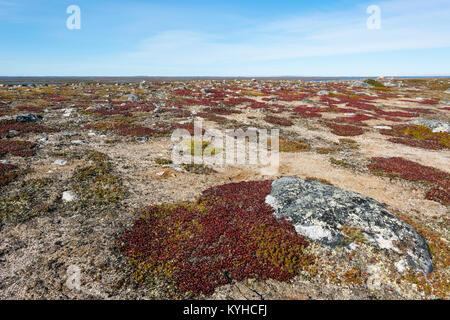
0;76;448;85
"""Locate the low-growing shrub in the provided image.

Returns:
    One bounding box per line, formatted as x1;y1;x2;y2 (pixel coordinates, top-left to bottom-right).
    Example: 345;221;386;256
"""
0;139;36;157
368;157;449;205
0;120;59;137
0;163;19;187
196;112;228;124
380;125;449;150
154;158;173;165
269;137;310;152
264;115;294;127
116;125;159;137
326;123;365;136
72;151;126;207
182;163;217;175
364;79;385;87
292;106;323;118
395;212;449;298
387;138;444;150
120;181;313;296
330;157;355;169
16;105;44;112
368;157;449;190
0;177;55;224
425;188;449;206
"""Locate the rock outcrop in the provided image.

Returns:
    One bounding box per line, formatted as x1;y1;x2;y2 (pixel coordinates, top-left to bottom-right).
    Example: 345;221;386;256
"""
265;177;433;273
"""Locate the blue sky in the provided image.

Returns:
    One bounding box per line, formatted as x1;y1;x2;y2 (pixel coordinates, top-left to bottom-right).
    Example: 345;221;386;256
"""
1;0;450;76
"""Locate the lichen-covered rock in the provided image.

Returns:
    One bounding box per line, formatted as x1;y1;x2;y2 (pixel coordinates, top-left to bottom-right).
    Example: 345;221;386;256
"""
16;114;43;123
87;103;113;111
407;120;450;133
265;177;433;273
127;94;142;101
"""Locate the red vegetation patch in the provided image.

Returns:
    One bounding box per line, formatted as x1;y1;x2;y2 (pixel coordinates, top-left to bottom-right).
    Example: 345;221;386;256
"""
116;126;160;137
380;125;449;150
84;122;173;137
333;113;373;127
0;140;36;157
16;105;44;112
418;99;439;105
248;102;270;110
222;97;254;106
173;123;205;135
326;123;365;136
376;110;418;118
206;106;241;115
264;115;294;127
120;181;312;296
0;120;59;137
402;107;435;115
276;93;308;102
368;157;449;205
425;188;449;206
292;106;323;118
387;138;444;150
399;99;439;105
0;163;19;187
49;96;69;102
368;157;449;189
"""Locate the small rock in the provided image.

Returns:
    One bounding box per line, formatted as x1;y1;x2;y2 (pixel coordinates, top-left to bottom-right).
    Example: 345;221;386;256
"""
8;130;19;135
53;160;67;166
373;125;392;130
16;114;42;123
127;94;142;102
63;108;73;117
62;191;78;202
139;81;147;89
168;164;183;172
87;103;113;111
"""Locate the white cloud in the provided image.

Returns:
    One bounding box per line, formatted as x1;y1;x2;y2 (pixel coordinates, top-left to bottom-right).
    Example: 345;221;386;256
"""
128;0;450;67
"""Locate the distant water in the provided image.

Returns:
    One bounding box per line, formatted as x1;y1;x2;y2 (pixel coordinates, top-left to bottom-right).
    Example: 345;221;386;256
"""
0;76;447;85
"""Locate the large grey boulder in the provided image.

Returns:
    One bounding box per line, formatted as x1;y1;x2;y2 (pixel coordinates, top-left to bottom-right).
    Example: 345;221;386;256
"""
265;177;433;273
